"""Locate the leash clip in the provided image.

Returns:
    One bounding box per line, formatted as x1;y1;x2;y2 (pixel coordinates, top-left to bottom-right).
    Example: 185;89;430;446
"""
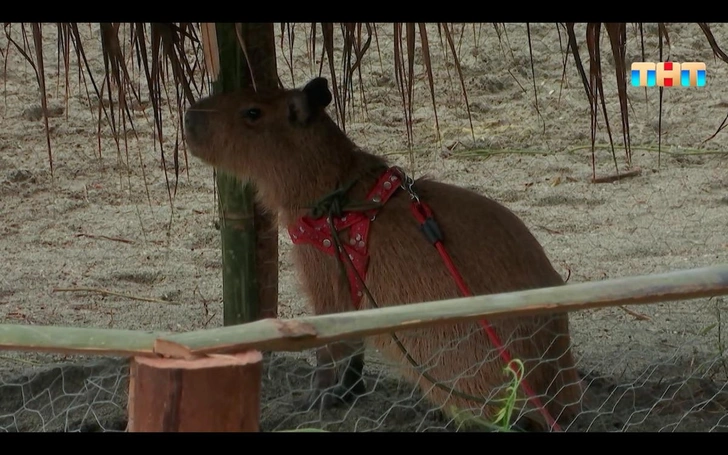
392;166;420;203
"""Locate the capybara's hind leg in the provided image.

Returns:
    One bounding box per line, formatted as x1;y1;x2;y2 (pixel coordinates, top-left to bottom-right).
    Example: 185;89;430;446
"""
296;339;367;411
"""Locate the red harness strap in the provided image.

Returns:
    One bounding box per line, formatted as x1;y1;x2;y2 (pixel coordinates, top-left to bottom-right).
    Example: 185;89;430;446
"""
287;167;404;309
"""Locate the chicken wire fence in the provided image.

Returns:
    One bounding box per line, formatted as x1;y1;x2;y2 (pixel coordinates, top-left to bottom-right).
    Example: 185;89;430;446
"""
1;298;727;433
0;355;128;432
260;298;728;432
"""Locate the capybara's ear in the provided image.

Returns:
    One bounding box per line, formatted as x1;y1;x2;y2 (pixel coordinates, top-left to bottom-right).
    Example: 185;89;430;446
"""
303;77;332;109
287;77;332;125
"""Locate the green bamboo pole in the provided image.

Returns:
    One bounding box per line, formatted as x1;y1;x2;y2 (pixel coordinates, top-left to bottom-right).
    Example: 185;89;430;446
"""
0;325;161;357
0;264;726;358
212;24;279;326
154;263;728;358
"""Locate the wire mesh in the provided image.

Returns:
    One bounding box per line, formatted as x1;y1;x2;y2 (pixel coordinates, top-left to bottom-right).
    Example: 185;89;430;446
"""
259;298;728;432
0;355;128;432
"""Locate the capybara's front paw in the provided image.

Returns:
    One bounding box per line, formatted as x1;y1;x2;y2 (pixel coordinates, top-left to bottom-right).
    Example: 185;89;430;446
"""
294;370;366;412
332;375;367;402
295;367;339;412
294;389;343;412
294;384;366;412
338;360;367;400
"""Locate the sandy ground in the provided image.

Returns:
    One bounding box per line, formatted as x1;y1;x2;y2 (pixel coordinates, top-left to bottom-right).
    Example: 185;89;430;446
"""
0;23;727;432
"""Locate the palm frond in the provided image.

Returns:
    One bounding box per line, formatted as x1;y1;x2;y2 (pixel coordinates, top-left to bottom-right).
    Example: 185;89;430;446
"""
5;22;728;190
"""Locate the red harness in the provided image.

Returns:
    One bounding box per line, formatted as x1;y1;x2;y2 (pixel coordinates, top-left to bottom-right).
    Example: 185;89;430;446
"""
287;167;404;309
286;165;561;431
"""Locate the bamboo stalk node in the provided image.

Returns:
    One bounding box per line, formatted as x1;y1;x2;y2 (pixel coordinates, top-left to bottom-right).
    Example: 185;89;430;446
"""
153;318;318;359
273;318;318;338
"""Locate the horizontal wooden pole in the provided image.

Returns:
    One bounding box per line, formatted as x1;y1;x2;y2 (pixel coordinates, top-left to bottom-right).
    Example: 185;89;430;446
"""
154;264;728;358
0;264;726;359
0;324;163;357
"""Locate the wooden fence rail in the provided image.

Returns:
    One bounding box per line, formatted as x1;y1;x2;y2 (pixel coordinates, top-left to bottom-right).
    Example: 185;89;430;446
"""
1;263;727;358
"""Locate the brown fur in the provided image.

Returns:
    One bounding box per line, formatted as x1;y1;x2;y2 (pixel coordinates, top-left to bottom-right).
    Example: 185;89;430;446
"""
184;77;583;431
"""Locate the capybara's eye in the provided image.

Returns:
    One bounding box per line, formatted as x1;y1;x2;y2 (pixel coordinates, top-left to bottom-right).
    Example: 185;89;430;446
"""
242;108;261;121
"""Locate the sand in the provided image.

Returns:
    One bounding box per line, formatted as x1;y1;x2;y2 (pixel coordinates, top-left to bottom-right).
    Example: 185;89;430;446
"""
0;23;727;432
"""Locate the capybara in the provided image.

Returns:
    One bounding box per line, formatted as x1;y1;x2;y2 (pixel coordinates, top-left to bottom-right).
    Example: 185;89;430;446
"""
184;77;583;431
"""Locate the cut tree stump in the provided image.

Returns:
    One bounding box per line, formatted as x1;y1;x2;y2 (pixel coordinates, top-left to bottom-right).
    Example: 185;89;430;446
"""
127;350;262;432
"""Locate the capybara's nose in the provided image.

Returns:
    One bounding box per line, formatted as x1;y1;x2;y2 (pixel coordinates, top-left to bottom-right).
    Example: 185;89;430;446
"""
184;108;206;140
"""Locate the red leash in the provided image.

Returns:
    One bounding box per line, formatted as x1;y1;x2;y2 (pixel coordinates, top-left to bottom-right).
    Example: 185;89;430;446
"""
408;192;561;432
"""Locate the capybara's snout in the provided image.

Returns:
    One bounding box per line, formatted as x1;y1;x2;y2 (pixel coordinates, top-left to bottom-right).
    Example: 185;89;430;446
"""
184;107;207;143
